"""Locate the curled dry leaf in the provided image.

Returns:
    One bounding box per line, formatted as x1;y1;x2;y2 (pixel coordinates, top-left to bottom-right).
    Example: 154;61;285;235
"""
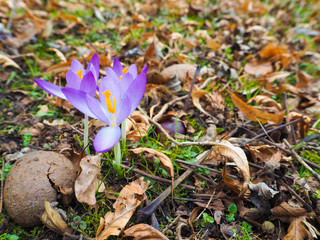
123;223;169;240
286;112;311;142
191;89;216;119
0;54;22;70
126;111;151;142
75;155;105;206
95;177;149;240
214;140;250;197
248;95;282;112
248;182;279;200
40;201;73;236
283;217;314;240
130;147;174;180
230;92;285;124
46;48;67;63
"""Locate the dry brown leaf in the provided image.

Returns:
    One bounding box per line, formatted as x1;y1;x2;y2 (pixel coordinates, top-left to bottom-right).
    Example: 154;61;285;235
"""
75;155;105;206
286;112;311;142
130;147;174;179
244;59;273;75
230;92;285;124
246;145;282;163
214;140;250;197
191;89;215;118
271;202;307;218
46;48;67;63
126;111;151;142
248;95;282;111
96;177;149;240
123;223;169;239
260;42;287;59
0;54;22;70
283;217;314;240
40;201;73;236
296;71;313;89
161;63;196;83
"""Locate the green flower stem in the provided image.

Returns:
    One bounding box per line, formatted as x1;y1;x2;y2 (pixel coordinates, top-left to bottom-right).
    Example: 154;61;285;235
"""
121;119;127;147
84;114;89;154
113;141;123;177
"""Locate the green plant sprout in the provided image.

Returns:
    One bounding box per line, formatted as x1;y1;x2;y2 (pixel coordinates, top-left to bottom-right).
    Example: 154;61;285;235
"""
201;212;214;227
226;204;237;222
71;216;87;231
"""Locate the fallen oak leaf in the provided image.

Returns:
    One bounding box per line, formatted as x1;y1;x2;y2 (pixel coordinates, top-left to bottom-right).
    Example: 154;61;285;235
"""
95;177;149;240
123;223;169;240
75;155;105;206
230;91;285;124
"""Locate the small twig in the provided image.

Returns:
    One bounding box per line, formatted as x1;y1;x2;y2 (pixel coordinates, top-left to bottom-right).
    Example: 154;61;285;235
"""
174;159;237;179
278;179;313;211
284;139;320;183
184;65;202;112
137;150;212;221
243;118;304;144
195;190;216;222
152;95;187;122
162;215;180;234
283;93;297;145
120;164;201;191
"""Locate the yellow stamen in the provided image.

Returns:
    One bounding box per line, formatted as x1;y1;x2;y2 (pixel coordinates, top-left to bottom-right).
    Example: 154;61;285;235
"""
102;90;116;114
76;69;83;79
120;68;128;81
122;68;128;75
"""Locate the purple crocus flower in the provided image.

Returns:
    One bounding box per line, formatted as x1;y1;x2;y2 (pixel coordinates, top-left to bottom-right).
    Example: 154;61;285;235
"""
62;57;148;153
34;53;100;100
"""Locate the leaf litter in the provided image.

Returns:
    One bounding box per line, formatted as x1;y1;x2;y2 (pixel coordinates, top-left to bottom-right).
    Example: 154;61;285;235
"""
0;0;320;239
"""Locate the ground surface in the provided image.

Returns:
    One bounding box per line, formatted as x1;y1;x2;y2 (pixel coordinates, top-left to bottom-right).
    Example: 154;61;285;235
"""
0;0;320;239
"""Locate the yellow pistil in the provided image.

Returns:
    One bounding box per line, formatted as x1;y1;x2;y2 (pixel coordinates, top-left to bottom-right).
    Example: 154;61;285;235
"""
102;90;116;114
76;69;83;79
120;68;128;80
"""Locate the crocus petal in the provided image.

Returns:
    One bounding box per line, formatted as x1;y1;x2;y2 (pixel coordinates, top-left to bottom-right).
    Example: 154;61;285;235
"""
99;75;121;114
66;71;81;89
70;59;84;74
112;57;123;78
80;71;96;96
106;67;120;83
127;64;137;78
125;65;148;113
115;93;132;125
94;126;121;153
88;53;99;81
85;94;111;125
120;72;134;94
61;87;96;118
34;79;66;100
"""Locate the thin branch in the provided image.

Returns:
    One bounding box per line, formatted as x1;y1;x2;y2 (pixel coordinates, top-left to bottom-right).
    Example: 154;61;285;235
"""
284;139;320;183
243;118;304;144
120;164;201;191
278;179;313;211
137;150;212;221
